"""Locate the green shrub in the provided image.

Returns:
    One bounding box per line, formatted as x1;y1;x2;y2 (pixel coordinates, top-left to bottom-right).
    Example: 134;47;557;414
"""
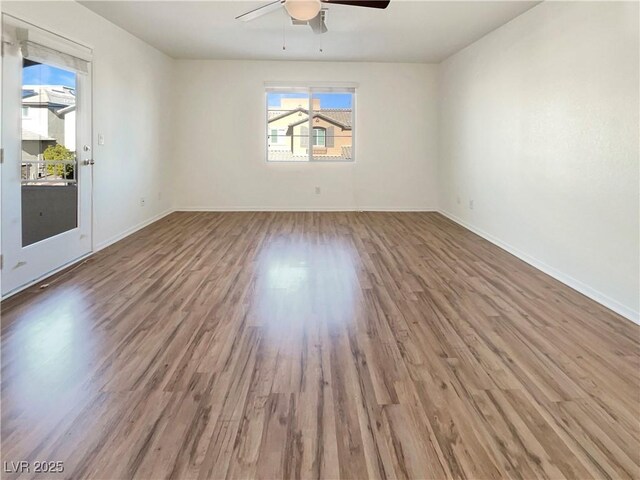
43;144;75;179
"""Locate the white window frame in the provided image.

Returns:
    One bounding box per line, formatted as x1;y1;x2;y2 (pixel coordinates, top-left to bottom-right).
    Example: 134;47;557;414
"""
265;83;356;163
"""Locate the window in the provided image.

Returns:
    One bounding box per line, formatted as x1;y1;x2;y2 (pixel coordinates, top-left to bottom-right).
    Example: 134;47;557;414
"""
313;127;326;147
266;86;355;162
22;106;29;117
269;127;288;150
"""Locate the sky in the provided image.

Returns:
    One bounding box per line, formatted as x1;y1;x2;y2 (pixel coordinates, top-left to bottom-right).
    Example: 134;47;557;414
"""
268;92;352;109
23;63;76;88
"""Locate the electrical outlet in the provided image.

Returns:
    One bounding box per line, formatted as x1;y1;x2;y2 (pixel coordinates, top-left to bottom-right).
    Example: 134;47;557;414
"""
315;187;321;195
140;197;146;207
469;199;474;210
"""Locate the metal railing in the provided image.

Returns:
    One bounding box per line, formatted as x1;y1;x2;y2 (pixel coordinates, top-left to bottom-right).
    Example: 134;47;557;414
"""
21;158;77;185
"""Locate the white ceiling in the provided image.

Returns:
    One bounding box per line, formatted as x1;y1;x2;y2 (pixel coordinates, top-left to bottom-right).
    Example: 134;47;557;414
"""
80;0;539;62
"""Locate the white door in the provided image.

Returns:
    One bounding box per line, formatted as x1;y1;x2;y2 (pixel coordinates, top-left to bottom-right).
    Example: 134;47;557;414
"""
1;15;93;296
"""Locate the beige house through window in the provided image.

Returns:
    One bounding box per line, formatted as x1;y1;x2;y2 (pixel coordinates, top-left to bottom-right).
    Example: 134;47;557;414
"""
266;86;355;162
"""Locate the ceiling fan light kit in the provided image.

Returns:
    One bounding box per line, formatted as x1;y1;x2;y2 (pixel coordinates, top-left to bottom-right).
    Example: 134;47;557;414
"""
235;0;390;35
284;0;322;21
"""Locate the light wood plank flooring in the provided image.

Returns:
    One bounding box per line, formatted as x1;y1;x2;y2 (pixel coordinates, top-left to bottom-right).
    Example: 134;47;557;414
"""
1;212;639;479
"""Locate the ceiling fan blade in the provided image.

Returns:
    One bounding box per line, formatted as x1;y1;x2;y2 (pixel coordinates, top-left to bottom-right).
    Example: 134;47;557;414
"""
235;0;284;21
308;11;328;34
321;0;390;8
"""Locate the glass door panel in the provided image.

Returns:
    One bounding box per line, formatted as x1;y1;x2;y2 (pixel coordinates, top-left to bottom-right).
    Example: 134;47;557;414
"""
21;60;78;246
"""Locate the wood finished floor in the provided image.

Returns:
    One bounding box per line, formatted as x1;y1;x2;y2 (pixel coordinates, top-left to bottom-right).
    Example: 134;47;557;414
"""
1;212;639;480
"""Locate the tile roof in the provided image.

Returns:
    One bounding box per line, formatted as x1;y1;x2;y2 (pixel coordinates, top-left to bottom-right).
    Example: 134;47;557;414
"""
268;108;352;129
320;110;352;128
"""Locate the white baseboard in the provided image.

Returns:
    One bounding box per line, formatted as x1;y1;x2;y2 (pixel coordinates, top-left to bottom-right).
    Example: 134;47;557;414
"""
439;210;639;325
174;206;437;212
94;208;174;252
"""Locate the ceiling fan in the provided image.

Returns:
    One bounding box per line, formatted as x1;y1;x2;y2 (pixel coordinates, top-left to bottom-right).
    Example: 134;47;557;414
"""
235;0;390;35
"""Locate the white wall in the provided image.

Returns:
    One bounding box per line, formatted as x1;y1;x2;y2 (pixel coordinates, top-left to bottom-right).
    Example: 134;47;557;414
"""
438;1;640;321
1;1;174;249
171;60;438;211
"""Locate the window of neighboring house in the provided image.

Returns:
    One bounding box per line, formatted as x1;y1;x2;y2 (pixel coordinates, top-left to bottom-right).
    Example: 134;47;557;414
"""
266;86;355;162
313;127;326;147
22;106;29;117
269;127;288;147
